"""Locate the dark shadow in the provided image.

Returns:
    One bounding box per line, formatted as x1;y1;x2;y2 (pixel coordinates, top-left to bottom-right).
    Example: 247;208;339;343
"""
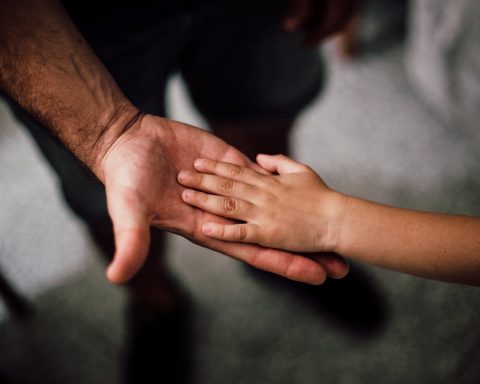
123;290;195;384
0;270;195;384
89;230;196;384
249;263;390;339
0;370;14;384
0;270;34;321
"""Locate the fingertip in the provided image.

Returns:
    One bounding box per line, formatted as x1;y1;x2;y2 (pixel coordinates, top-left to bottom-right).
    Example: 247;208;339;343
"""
182;189;193;200
106;262;128;285
106;243;144;284
313;253;350;280
177;170;189;183
310;271;327;285
327;257;350;280
296;263;327;285
107;223;150;285
331;261;350;279
255;154;273;170
193;158;206;170
106;239;148;285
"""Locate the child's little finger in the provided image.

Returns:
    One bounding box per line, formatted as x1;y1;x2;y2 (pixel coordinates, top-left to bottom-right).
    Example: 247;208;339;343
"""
202;222;260;243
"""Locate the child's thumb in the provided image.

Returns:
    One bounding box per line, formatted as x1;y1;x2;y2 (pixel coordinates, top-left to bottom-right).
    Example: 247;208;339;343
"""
256;154;308;174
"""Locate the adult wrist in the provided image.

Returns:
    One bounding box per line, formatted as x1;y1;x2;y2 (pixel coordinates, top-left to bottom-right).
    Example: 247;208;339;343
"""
88;103;143;182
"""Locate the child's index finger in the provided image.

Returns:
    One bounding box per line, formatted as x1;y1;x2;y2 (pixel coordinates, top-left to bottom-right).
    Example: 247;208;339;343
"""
193;158;267;186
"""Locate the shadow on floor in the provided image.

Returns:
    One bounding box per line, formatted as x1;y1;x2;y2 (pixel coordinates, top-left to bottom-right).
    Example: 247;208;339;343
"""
248;263;390;340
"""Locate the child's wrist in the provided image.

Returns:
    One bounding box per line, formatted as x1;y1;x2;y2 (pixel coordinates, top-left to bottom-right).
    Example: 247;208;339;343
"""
318;190;350;253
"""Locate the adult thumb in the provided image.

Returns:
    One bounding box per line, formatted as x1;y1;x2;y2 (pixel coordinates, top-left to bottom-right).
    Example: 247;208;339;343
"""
105;189;151;284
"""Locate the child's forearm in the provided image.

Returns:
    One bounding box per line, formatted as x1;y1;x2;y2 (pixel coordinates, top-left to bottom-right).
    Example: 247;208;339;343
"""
334;196;480;285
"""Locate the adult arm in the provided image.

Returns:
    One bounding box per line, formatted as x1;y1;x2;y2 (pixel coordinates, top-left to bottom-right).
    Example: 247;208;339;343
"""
0;0;137;176
0;0;348;285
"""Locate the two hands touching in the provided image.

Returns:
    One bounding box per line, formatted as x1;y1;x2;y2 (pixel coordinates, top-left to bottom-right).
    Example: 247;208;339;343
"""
104;1;474;286
0;0;354;288
100;0;356;286
177;155;480;286
177;155;346;254
101;114;349;286
9;0;475;287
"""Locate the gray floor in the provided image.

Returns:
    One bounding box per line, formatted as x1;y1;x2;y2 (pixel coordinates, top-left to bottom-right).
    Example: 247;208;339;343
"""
1;32;480;384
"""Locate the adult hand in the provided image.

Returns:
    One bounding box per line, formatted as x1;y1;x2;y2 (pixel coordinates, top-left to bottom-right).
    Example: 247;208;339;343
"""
100;115;349;285
283;0;357;46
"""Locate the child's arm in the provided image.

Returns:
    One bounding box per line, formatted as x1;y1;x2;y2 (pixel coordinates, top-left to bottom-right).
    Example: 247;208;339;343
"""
178;154;480;285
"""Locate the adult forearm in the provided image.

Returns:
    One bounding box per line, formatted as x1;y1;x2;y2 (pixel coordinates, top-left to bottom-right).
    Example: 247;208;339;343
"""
0;0;139;180
335;197;480;285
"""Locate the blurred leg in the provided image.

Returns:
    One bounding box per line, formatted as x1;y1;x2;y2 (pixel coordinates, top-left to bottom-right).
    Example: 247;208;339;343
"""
209;119;293;161
183;1;324;157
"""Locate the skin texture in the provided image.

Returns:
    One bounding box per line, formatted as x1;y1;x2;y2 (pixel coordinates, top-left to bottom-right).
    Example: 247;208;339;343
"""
102;116;349;284
0;0;349;285
178;155;347;252
179;154;480;286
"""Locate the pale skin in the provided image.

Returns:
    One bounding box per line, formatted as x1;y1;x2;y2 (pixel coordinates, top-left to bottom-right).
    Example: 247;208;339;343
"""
0;0;350;285
178;154;480;286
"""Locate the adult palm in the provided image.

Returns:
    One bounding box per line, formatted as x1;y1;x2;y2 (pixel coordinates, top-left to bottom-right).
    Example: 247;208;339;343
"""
101;115;348;284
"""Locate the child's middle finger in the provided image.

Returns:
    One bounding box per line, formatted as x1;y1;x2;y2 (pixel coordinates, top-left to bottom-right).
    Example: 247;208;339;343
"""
182;189;254;221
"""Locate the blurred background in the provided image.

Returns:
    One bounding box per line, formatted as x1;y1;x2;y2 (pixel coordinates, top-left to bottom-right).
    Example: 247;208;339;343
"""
1;0;479;383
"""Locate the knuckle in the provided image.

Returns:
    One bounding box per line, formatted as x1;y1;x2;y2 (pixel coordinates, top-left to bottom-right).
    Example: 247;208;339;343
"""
218;177;234;192
218;225;226;239
228;164;244;178
234;226;247;241
222;197;237;212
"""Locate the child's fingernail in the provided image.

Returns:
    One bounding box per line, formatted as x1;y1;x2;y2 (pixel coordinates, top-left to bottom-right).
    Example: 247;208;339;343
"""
177;170;190;182
202;223;213;234
194;159;205;169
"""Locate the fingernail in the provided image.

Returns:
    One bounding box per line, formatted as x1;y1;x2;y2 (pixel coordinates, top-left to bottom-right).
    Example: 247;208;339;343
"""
178;170;189;182
202;223;213;234
194;159;205;169
183;189;193;199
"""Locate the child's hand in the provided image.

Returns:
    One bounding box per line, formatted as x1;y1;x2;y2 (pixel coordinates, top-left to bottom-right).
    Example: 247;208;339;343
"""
177;154;348;253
